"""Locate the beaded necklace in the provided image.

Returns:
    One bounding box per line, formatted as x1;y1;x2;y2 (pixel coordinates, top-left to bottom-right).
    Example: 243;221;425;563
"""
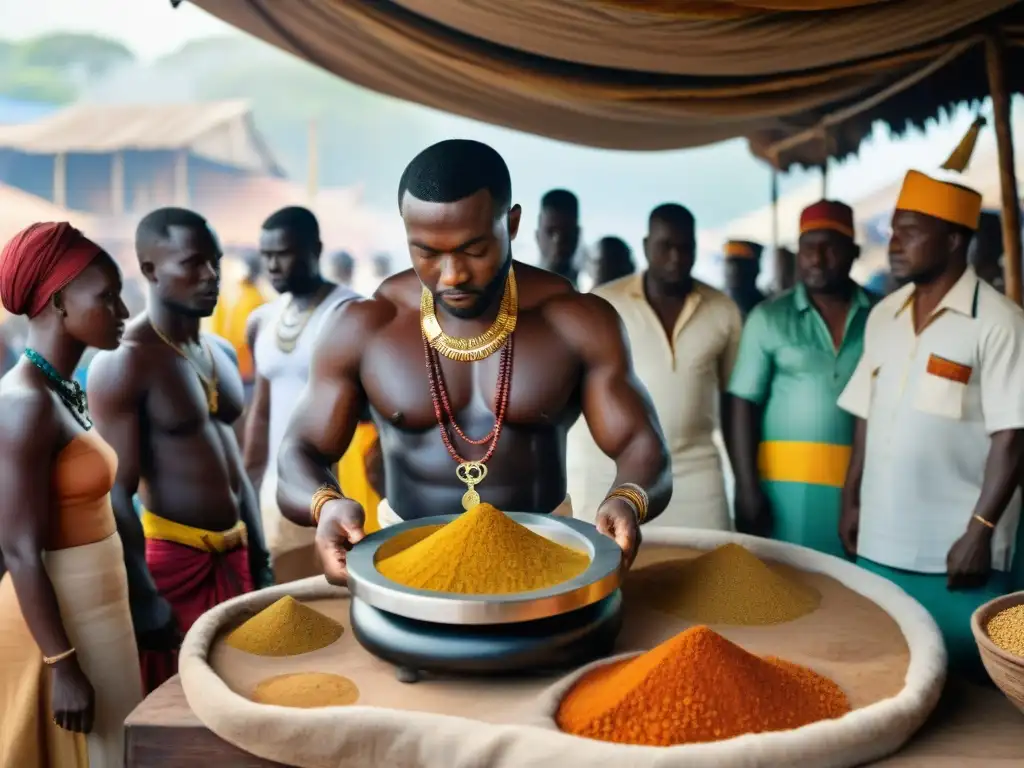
24;348;92;430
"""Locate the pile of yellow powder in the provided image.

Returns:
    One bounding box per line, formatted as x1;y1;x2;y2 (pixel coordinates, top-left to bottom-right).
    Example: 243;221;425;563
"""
626;543;820;625
375;503;590;594
251;673;360;708
225;596;344;656
986;604;1024;657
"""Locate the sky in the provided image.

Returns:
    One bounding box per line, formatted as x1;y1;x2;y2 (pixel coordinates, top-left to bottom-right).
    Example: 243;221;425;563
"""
3;0;1010;283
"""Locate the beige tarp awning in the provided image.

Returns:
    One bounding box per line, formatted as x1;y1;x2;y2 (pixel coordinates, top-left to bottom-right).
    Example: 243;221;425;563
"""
184;0;1023;162
0;101;283;175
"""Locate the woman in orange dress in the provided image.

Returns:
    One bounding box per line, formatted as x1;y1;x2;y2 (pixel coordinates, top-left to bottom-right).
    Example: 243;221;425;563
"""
0;222;140;767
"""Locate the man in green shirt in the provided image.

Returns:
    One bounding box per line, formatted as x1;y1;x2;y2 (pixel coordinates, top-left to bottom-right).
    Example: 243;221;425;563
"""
729;200;874;558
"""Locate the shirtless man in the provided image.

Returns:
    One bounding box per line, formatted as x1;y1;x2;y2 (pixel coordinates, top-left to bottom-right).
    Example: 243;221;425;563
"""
89;207;271;692
277;140;671;583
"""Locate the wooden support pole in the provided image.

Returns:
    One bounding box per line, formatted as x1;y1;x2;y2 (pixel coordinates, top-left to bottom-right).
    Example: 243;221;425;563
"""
307;117;319;204
985;33;1022;305
110;151;125;216
53;153;66;209
770;169;779;253
174;149;190;207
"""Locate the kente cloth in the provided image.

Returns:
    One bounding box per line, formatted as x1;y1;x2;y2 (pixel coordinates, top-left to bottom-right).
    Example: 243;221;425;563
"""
0;222;102;318
141;509;253;635
800;200;855;238
728;284;875;559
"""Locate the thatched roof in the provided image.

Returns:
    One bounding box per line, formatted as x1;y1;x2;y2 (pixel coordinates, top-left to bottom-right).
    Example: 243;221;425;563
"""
180;0;1024;167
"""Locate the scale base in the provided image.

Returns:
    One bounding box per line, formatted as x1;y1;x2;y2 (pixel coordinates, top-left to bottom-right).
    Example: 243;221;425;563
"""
350;590;623;680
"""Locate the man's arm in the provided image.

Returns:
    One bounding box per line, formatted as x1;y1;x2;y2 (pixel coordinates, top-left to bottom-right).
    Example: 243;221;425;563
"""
717;301;744;464
726;306;774;534
87;348;176;640
276;300;380;526
242;311;271;492
561;293;672;521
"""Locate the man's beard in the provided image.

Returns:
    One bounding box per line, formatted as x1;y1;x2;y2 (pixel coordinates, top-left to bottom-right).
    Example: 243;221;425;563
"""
435;255;512;320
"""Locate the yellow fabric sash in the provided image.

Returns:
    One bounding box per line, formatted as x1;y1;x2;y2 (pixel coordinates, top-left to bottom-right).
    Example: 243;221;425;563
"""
758;441;851;488
140;508;247;553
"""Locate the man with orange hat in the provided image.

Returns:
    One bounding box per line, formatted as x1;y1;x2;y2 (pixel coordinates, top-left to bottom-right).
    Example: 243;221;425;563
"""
722;239;767;320
838;147;1024;674
729;201;873;557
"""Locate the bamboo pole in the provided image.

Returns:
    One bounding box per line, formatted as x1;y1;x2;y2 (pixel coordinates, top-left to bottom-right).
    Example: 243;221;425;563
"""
985;33;1022;305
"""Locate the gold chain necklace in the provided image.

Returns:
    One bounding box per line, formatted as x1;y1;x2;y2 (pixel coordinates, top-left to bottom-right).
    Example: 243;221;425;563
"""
276;283;332;353
421;268;518;362
150;320;219;415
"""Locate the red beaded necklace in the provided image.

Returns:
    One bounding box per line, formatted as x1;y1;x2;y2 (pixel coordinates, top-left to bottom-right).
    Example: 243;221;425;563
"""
422;333;514;466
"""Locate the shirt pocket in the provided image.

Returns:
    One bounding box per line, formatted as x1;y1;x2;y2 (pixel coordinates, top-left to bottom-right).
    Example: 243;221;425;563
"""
914;360;969;420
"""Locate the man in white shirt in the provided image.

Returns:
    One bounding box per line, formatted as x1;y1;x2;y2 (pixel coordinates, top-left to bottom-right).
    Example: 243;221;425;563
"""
243;207;373;583
839;163;1024;676
567;203;742;528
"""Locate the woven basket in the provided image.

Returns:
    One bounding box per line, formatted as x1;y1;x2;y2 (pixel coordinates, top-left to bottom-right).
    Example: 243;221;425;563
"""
971;590;1024;715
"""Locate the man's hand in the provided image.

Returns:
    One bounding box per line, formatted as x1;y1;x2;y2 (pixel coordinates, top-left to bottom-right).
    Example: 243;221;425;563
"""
839;498;860;559
947;524;993;590
595;497;641;571
248;544;274;590
734;483;772;537
136;613;182;654
316;498;367;586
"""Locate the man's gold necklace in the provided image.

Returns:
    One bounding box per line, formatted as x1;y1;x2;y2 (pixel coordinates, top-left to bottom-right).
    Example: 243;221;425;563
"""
420;268;518;363
150;320;219;414
276;282;332;353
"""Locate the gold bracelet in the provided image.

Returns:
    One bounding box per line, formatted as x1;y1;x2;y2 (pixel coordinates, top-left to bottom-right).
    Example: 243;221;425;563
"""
43;647;76;666
310;484;344;525
605;483;649;524
972;514;996;530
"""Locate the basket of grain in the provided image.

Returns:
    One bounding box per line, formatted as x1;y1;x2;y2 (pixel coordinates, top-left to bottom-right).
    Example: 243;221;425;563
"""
970;590;1024;715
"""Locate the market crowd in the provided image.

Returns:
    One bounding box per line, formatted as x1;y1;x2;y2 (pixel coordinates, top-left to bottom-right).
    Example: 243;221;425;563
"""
0;128;1022;767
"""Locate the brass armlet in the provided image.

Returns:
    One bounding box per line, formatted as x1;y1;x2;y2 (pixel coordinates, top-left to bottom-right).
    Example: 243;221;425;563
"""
604;483;649;524
310;484;344;525
43;647;76;666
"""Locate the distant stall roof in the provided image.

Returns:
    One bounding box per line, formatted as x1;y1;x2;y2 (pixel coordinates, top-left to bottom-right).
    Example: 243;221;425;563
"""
0;100;283;176
0;183;96;244
180;0;1023;167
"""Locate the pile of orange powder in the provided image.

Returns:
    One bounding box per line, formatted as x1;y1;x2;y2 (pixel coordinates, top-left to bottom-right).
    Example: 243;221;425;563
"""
556;626;850;746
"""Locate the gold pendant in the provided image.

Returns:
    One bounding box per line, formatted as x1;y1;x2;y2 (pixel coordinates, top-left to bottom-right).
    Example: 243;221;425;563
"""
207;382;219;415
456;461;488;511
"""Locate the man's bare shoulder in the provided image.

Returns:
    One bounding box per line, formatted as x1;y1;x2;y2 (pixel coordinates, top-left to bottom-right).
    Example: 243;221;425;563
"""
540;287;625;353
88;316;155;398
514;261;576;309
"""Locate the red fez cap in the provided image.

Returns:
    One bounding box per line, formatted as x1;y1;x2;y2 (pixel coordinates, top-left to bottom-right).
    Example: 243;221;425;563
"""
799;200;854;238
0;222;103;318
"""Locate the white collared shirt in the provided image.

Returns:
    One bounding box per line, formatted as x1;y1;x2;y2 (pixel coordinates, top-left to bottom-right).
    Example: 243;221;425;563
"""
566;273;743;529
838;266;1024;573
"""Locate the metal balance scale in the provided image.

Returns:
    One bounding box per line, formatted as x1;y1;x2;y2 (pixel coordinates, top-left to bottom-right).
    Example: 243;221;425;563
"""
345;513;624;682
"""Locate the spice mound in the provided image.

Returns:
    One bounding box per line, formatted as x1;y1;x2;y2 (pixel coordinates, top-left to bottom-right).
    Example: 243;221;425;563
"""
986;604;1024;657
626;543;820;625
556;626;850;746
225;596;344;656
251;673;359;708
375;503;590;594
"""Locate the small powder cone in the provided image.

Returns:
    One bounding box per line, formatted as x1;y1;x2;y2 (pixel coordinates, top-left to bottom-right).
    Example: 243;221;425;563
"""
626;543;820;625
375;503;590;594
252;673;359;708
225;596;343;656
556;626;850;746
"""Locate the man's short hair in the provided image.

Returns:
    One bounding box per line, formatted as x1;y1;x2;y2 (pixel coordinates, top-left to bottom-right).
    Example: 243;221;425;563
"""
261;206;320;250
541;189;578;220
135;207;208;253
649;203;695;232
398;139;512;214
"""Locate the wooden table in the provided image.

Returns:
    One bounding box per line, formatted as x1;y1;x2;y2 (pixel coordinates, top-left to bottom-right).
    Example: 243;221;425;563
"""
126;676;1024;767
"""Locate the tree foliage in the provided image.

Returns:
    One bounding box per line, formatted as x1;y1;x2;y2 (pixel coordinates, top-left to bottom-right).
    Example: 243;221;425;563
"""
14;33;135;78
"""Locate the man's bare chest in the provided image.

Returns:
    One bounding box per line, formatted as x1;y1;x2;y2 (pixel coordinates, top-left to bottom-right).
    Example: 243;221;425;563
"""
144;351;245;434
361;320;581;431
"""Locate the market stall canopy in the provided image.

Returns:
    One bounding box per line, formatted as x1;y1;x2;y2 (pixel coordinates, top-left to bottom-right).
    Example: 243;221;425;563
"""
178;0;1023;167
0;100;283;176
